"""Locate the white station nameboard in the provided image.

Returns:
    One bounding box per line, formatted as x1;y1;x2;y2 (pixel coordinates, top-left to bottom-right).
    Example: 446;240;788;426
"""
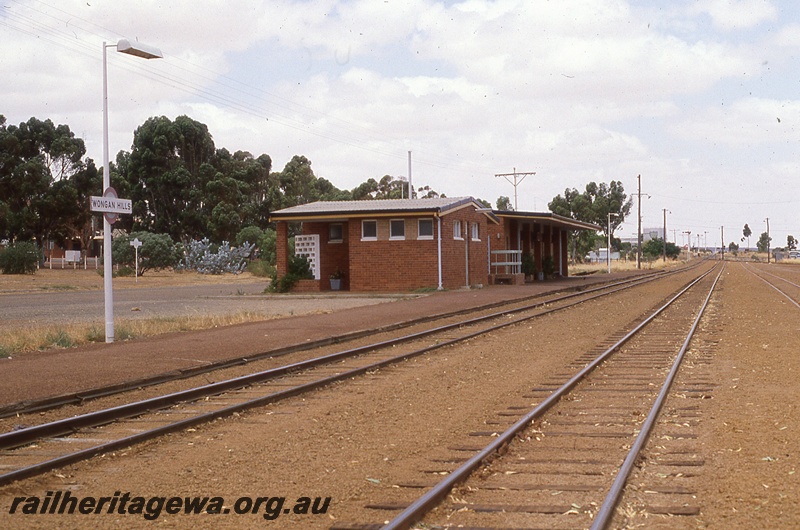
90;187;131;224
90;195;132;214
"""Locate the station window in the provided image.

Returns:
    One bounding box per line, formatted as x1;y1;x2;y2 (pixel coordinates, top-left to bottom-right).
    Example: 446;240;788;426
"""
362;220;377;240
453;220;463;240
471;222;480;241
329;223;343;243
418;219;434;239
390;219;405;240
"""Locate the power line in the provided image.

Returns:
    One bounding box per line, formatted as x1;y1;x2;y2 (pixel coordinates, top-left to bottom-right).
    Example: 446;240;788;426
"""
3;1;502;178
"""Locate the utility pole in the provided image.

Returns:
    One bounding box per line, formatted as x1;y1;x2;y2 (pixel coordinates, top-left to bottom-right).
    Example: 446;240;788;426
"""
495;168;535;211
683;230;692;261
766;217;770;263
635;174;649;269
721;226;724;261
662;208;669;262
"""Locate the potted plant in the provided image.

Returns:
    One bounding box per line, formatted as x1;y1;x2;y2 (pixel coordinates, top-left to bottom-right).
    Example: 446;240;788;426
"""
542;255;555;279
521;252;536;282
329;269;343;291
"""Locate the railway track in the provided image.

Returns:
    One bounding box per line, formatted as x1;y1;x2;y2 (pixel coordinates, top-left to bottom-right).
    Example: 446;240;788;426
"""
743;262;800;309
0;267;688;421
0;265;709;487
330;263;723;529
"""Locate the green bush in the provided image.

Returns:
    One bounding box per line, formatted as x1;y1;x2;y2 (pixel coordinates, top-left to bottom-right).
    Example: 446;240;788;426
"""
268;254;313;293
246;259;275;277
236;226;264;254
0;241;41;274
521;252;536;276
112;232;180;275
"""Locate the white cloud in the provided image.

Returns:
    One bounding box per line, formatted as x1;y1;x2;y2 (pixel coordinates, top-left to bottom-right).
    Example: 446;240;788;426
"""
672;97;800;146
689;0;778;31
2;0;799;243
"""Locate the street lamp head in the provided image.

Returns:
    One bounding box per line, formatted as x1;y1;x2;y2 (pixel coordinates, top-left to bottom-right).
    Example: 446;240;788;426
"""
117;38;163;59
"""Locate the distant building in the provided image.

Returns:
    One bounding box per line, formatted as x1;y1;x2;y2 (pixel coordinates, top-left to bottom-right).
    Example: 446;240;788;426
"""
620;227;664;247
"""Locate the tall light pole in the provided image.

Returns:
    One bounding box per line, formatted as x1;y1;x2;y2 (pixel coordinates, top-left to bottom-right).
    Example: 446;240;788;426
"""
102;39;162;342
607;212;618;274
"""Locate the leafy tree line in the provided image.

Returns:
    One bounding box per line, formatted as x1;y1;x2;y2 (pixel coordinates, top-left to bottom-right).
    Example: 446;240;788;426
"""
0;114;452;257
740;223;796;254
548;181;633;263
0;115;101;253
4;112;643;274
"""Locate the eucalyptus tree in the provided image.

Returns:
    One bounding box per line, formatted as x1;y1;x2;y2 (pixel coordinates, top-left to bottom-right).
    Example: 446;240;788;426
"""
125;115;216;244
548;181;630;263
0;115;91;249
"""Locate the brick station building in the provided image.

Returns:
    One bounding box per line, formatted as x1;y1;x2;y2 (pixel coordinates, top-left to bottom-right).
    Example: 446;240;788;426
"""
270;198;599;292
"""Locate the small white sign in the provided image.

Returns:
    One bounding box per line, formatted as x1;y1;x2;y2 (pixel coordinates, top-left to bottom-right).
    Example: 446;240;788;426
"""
90;195;132;214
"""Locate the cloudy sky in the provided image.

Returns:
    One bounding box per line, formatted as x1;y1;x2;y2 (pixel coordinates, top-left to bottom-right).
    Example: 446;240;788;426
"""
2;0;798;249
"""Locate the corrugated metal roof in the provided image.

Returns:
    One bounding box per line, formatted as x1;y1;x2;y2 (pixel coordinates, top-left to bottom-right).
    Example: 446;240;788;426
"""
492;210;601;232
270;197;478;219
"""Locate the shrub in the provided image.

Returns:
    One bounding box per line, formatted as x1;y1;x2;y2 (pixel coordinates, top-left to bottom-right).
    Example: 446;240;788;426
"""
268;254;313;293
177;238;255;275
521;252;536;276
246;259;275;278
258;229;278;265
0;241;41;274
236;226;264;257
112;232;180;275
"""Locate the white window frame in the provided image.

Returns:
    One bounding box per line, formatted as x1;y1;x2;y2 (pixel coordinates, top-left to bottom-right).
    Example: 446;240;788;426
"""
418;218;434;240
471;222;480;241
361;219;377;241
453;220;463;240
390;219;406;240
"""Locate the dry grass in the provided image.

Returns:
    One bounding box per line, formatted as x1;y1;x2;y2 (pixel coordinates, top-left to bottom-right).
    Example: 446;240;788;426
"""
569;257;681;276
0;267;262;294
0;311;275;358
0;268;270;357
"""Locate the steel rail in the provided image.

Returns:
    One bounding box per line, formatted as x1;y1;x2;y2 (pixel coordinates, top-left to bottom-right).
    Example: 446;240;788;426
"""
0;270;679;451
0;268;701;486
0;267;680;420
0;273;688;486
590;264;724;529
380;263;718;530
743;263;800;310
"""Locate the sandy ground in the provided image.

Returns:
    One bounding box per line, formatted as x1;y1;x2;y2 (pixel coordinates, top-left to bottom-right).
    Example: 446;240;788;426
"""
0;262;798;529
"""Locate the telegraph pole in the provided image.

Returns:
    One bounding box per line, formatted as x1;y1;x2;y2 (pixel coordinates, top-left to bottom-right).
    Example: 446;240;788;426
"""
495;168;536;210
721;226;724;261
766;217;771;263
634;174;649;269
683;230;692;261
662;208;669;262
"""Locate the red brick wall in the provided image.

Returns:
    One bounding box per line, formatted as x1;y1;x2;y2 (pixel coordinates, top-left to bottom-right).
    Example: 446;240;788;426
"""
282;206;497;292
302;221;350;290
347;217;440;291
438;210;491;289
276;221;289;277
